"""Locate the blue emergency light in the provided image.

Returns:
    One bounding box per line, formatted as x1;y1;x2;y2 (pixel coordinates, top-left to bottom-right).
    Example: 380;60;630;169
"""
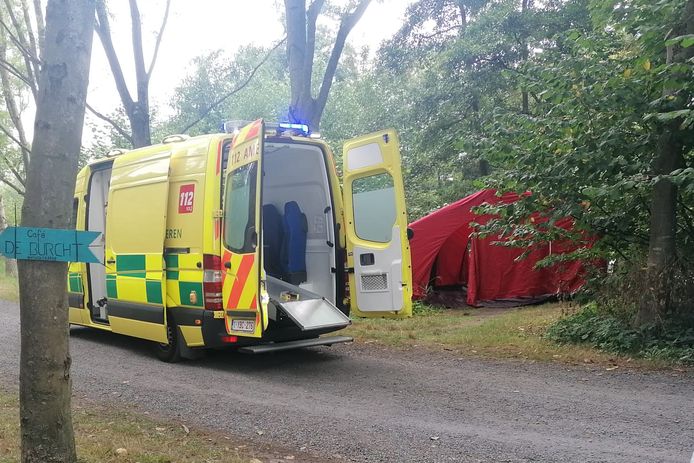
278;122;310;135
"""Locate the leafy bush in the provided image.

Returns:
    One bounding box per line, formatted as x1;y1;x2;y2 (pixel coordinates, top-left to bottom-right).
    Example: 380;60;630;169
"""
546;303;694;364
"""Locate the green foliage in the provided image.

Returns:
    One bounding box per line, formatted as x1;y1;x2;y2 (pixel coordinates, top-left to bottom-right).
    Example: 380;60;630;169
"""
471;0;694;295
546;303;694;363
354;0;595;219
479;27;665;248
167;45;290;136
412;300;445;316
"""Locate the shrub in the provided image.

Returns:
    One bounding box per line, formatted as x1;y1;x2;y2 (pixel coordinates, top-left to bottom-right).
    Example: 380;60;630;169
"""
546;303;694;364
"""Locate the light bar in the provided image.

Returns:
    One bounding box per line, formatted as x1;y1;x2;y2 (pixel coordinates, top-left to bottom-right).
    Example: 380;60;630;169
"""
278;122;310;135
221;120;315;138
222;120;252;134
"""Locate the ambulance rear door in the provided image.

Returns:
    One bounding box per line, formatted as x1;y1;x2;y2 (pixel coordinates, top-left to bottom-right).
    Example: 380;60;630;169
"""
342;130;412;318
221;119;268;337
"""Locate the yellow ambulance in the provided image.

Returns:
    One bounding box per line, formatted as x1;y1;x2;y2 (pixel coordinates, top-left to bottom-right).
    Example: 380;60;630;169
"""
68;120;412;361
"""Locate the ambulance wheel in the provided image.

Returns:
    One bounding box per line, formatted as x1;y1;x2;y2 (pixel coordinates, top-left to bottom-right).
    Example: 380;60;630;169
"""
155;322;181;363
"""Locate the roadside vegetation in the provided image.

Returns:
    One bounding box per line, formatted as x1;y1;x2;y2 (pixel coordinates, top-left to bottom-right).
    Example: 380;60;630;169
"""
0;390;258;463
346;301;691;368
0;268;17;302
1;262;688;367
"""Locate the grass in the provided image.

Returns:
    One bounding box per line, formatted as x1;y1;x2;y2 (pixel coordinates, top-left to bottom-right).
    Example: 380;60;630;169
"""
345;301;675;368
0;261;18;302
0;391;261;463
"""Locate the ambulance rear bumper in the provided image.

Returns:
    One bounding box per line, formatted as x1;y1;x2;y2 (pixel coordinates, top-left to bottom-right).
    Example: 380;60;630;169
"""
238;335;353;354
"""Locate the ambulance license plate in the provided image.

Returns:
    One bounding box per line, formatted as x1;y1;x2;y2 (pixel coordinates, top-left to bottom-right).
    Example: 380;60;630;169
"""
231;319;255;332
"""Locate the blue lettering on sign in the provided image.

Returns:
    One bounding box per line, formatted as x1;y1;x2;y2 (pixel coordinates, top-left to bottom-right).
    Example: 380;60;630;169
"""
0;227;101;263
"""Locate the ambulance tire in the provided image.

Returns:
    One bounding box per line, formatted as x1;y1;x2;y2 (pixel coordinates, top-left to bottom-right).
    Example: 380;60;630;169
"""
155;319;182;363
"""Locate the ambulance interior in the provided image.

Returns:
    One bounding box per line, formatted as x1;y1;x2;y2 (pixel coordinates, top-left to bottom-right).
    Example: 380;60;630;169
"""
261;142;338;309
86;163;112;323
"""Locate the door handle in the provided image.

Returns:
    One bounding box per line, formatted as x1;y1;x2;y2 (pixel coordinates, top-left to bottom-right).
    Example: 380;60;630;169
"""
224;261;231;269
106;258;116;264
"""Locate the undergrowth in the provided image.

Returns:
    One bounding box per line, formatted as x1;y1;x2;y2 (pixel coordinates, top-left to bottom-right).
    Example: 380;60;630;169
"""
546;303;694;364
412;300;444;316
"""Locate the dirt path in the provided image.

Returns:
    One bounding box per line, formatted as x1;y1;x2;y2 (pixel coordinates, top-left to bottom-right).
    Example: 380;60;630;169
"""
0;301;691;463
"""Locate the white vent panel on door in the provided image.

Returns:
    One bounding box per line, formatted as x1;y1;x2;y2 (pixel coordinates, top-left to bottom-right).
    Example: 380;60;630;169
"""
361;273;389;292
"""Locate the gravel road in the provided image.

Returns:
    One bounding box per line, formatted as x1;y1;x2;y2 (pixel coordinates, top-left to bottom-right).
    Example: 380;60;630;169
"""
0;300;692;463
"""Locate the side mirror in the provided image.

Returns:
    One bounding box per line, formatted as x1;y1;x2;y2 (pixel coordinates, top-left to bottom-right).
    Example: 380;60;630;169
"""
407;228;415;240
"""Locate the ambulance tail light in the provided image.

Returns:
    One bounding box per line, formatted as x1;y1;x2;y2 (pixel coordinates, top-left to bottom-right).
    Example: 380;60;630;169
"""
203;254;223;311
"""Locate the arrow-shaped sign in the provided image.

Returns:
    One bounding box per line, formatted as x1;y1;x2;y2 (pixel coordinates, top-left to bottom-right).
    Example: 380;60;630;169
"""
0;227;102;263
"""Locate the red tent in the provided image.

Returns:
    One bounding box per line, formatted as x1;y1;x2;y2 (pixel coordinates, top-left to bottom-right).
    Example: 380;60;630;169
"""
409;190;589;306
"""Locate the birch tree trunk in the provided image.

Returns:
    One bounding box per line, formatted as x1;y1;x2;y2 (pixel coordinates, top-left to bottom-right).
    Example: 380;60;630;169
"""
18;1;95;462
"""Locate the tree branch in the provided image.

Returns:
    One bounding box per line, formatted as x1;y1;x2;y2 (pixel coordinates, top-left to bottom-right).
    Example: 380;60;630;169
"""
315;0;371;115
146;0;171;80
95;0;135;110
2;155;25;188
128;0;148;104
0;57;32;87
1;0;38;97
285;0;307;106
31;0;44;58
0;13;32;64
0;176;24;195
19;0;41;80
85;102;134;145
416;24;463;41
0;122;30;157
0;42;31;171
302;0;324;99
179;38;286;134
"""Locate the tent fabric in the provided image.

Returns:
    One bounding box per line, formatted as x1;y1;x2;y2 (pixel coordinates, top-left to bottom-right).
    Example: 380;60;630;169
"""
409;190;589;306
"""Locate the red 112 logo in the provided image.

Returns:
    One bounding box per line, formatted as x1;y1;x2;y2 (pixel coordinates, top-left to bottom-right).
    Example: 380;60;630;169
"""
178;184;195;214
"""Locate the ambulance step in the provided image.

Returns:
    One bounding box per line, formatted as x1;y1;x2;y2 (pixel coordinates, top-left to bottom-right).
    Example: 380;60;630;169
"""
266;275;351;331
278;297;351;331
239;335;353;354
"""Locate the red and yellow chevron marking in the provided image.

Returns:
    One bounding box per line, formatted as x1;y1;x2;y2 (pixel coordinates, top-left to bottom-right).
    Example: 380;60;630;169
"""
221;250;258;311
228;119;263;172
233;119;261;146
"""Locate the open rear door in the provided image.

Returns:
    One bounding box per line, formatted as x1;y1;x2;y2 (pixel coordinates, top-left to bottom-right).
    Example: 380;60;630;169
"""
343;130;412;318
105;150;170;342
221;119;268;338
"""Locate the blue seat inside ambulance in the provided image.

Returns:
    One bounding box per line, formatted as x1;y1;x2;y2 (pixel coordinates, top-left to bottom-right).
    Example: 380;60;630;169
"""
281;201;308;285
262;204;284;279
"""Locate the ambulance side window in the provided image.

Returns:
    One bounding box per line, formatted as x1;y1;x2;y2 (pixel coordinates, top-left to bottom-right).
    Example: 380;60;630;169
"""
219;140;232;204
224;162;257;253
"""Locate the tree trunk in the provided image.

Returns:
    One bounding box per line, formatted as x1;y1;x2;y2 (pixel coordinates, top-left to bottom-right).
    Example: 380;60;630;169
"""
637;129;684;325
0;194;17;277
129;101;151;148
284;0;371;131
636;0;694;326
520;0;531;115
18;1;94;462
94;0;170;149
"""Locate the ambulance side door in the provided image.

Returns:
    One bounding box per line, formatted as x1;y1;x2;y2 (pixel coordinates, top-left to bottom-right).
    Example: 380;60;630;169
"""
221;119;268;337
343;130;412;318
105;150;171;342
